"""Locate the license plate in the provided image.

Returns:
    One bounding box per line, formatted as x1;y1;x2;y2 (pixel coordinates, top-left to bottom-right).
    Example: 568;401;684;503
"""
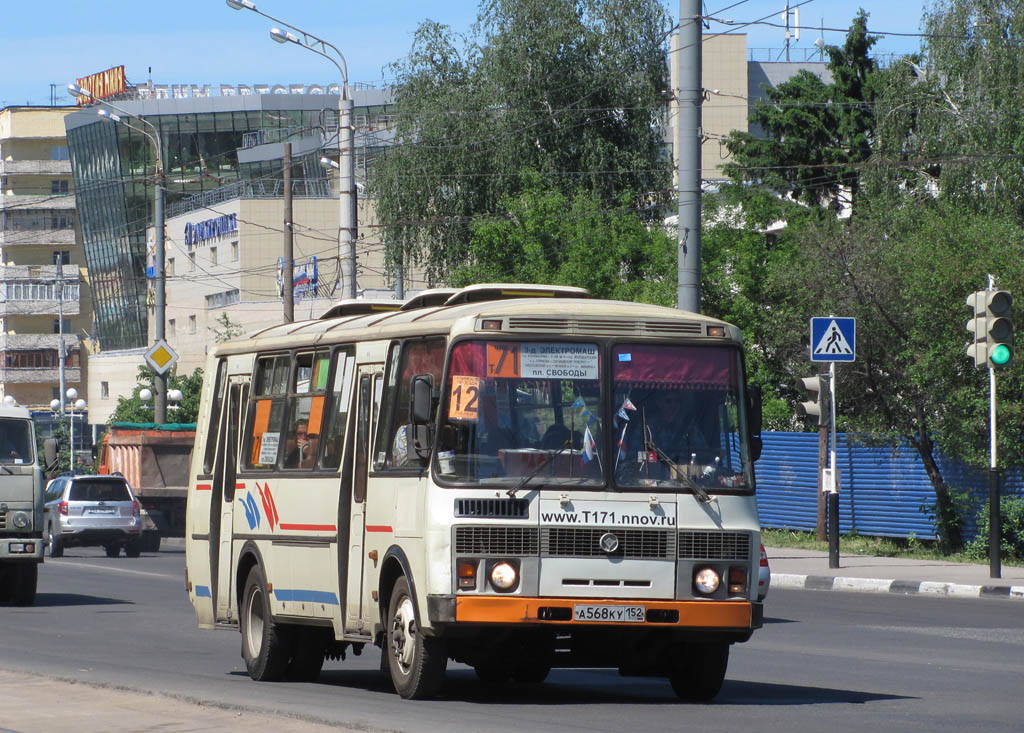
573;604;645;623
87;508;115;514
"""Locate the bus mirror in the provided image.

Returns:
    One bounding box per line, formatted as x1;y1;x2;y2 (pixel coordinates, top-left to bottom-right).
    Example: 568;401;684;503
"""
43;438;59;472
411;375;433;424
408;424;432;463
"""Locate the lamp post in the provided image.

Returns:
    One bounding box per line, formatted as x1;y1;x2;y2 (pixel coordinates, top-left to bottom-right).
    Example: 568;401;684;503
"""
68;83;169;423
227;0;357;299
50;388;86;474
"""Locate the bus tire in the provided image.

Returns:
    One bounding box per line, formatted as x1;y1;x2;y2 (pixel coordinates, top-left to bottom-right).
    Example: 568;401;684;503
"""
287;627;328;682
513;664;551;685
385;576;446;699
11;563;38;606
47;525;63;558
241;565;293;681
669;642;729;702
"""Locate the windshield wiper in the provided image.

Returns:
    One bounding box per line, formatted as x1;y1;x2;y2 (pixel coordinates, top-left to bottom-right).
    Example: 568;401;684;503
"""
643;436;711;503
507;440;571;498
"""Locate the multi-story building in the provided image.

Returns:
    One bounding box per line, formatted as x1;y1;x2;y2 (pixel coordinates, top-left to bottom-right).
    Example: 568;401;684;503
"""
0;106;89;424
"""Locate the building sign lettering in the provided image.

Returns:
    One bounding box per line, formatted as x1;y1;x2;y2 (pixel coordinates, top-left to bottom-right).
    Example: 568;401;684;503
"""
74;66;127;106
185;213;238;247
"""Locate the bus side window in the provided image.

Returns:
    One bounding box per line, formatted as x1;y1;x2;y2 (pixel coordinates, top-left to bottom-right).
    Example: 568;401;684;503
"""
243;354;289;469
320;347;355;470
376;338;445;470
282;349;330;470
202;359;227;475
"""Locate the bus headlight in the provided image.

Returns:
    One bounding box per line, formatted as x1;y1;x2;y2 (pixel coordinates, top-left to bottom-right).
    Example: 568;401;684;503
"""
11;511;29;530
693;567;720;595
489;561;519;592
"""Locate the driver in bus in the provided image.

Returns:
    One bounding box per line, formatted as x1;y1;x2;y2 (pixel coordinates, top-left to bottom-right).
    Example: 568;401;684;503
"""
639;389;712;468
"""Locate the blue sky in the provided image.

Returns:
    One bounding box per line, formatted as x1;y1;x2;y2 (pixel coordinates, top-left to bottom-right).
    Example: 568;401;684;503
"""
1;1;930;107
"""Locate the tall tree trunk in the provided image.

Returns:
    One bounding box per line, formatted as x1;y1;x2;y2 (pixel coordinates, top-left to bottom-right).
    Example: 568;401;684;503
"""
909;407;963;550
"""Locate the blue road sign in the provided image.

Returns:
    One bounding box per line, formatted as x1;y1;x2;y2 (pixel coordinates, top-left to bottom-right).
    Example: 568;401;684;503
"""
810;317;856;362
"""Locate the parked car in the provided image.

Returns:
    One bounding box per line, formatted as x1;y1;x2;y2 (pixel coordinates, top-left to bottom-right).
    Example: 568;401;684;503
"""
43;475;142;558
758;543;771;601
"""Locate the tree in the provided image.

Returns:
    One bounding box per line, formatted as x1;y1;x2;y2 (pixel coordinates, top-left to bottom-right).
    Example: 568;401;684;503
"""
723;10;880;210
209;313;244;344
109;366;203;425
451;171;676;304
370;0;672;284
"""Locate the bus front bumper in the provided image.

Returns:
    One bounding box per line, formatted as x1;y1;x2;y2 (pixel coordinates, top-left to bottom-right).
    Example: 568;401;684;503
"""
428;595;762;632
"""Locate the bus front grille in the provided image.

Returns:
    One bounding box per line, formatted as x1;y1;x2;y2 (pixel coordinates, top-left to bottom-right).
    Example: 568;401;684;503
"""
541;528;675;559
454;526;539;555
678;531;751;560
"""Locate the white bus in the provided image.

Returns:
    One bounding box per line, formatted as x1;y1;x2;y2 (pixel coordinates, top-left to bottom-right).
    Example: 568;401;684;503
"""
185;284;764;701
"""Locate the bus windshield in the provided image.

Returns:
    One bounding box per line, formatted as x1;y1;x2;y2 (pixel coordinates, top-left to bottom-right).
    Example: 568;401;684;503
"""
611;343;752;491
437;340;604;486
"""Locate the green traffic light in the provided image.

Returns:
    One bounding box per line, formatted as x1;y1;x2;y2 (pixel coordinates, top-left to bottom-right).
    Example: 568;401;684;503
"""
990;343;1012;366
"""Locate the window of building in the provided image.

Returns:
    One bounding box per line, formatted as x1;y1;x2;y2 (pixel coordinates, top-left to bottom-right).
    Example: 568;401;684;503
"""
51;146;70;161
52;318;71;334
210;247;218;266
205;289;240;309
52;251;70;265
168;319;176;337
50;180;69;195
188;252;196;271
189;315;197;334
101;382;109;399
231;241;239;261
50;215;72;229
167;258;175;277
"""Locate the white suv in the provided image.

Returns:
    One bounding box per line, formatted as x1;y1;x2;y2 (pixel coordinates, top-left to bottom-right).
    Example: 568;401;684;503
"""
43;475;142;558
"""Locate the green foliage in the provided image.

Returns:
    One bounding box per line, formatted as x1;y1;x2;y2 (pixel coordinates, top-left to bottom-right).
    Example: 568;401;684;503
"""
920;487;976;553
723;10;880;208
370;0;672;283
109;365;203;424
965;496;1024;561
209;312;244;344
451;172;676;304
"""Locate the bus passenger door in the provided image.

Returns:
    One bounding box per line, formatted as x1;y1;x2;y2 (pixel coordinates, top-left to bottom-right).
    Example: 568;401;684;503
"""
344;367;379;633
215;380;247;621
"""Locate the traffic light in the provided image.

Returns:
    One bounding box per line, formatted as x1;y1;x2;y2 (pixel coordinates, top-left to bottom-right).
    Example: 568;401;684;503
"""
966;290;1013;368
795;375;830;427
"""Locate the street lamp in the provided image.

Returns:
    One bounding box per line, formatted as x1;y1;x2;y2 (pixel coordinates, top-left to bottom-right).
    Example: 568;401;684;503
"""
226;0;357;299
50;388;86;474
69;82;170;423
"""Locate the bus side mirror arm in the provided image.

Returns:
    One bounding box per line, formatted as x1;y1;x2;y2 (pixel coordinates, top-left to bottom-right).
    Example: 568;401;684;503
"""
747;384;763;462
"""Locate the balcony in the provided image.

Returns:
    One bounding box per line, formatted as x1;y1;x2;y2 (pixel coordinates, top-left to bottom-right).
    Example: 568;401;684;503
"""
0;160;72;176
0;367;81;384
0;228;76;247
0;194;76;211
0;269;81;317
0;333;81;352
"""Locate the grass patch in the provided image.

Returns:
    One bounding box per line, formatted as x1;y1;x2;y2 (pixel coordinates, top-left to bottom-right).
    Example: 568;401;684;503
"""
760;527;1024;566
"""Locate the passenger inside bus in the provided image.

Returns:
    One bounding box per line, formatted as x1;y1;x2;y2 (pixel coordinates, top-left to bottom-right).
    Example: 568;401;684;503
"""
284;418;318;469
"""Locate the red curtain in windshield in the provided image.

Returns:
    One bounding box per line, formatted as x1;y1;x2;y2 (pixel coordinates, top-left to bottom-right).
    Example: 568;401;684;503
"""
612;344;737;389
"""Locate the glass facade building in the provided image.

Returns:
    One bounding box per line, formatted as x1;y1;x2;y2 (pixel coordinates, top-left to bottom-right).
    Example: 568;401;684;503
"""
65;91;391;350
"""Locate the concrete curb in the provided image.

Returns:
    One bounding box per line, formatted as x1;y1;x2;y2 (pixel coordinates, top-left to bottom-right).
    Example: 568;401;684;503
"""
773;572;1024;600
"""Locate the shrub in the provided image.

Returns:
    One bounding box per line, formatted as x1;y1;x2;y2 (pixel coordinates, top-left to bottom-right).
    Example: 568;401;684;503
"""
965;496;1024;561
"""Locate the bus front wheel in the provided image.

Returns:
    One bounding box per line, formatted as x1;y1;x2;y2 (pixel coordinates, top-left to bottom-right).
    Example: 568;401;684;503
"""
669;641;729;702
240;565;293;681
385;576;446;699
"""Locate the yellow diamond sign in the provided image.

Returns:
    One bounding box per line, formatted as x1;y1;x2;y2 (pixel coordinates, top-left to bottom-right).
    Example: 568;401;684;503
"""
145;340;178;375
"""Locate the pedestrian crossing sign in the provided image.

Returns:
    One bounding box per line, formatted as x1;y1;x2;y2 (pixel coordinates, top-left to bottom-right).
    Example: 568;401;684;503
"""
810;317;856;362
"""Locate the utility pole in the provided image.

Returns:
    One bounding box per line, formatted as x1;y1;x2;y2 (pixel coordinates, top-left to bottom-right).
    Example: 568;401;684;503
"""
283;143;294;322
154;166;167;424
677;0;703;313
57;263;65;414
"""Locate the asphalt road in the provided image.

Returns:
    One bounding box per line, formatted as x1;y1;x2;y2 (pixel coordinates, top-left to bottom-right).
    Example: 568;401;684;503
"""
2;546;1023;732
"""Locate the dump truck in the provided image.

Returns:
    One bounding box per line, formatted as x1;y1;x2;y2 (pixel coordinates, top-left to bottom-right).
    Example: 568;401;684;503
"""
96;422;196;550
0;405;46;605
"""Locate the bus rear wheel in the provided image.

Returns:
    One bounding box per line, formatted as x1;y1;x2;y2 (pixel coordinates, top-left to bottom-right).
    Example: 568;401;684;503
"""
669;641;729;702
241;565;293;681
385;576;446;699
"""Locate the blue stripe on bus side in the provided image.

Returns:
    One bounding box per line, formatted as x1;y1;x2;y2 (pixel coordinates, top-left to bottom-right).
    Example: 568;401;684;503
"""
195;585;212;597
272;589;340;605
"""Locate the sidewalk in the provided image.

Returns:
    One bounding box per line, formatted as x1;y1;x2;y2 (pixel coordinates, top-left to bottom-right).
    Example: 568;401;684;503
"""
766;546;1024;600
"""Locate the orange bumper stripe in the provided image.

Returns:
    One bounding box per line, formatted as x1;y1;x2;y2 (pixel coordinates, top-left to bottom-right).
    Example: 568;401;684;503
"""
454;596;753;628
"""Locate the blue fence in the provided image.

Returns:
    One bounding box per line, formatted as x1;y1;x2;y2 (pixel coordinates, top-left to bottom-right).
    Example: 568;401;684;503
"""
755;432;1024;541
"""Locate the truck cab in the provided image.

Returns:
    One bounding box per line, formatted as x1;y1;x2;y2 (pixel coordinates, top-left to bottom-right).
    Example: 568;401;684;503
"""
0;405;45;606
